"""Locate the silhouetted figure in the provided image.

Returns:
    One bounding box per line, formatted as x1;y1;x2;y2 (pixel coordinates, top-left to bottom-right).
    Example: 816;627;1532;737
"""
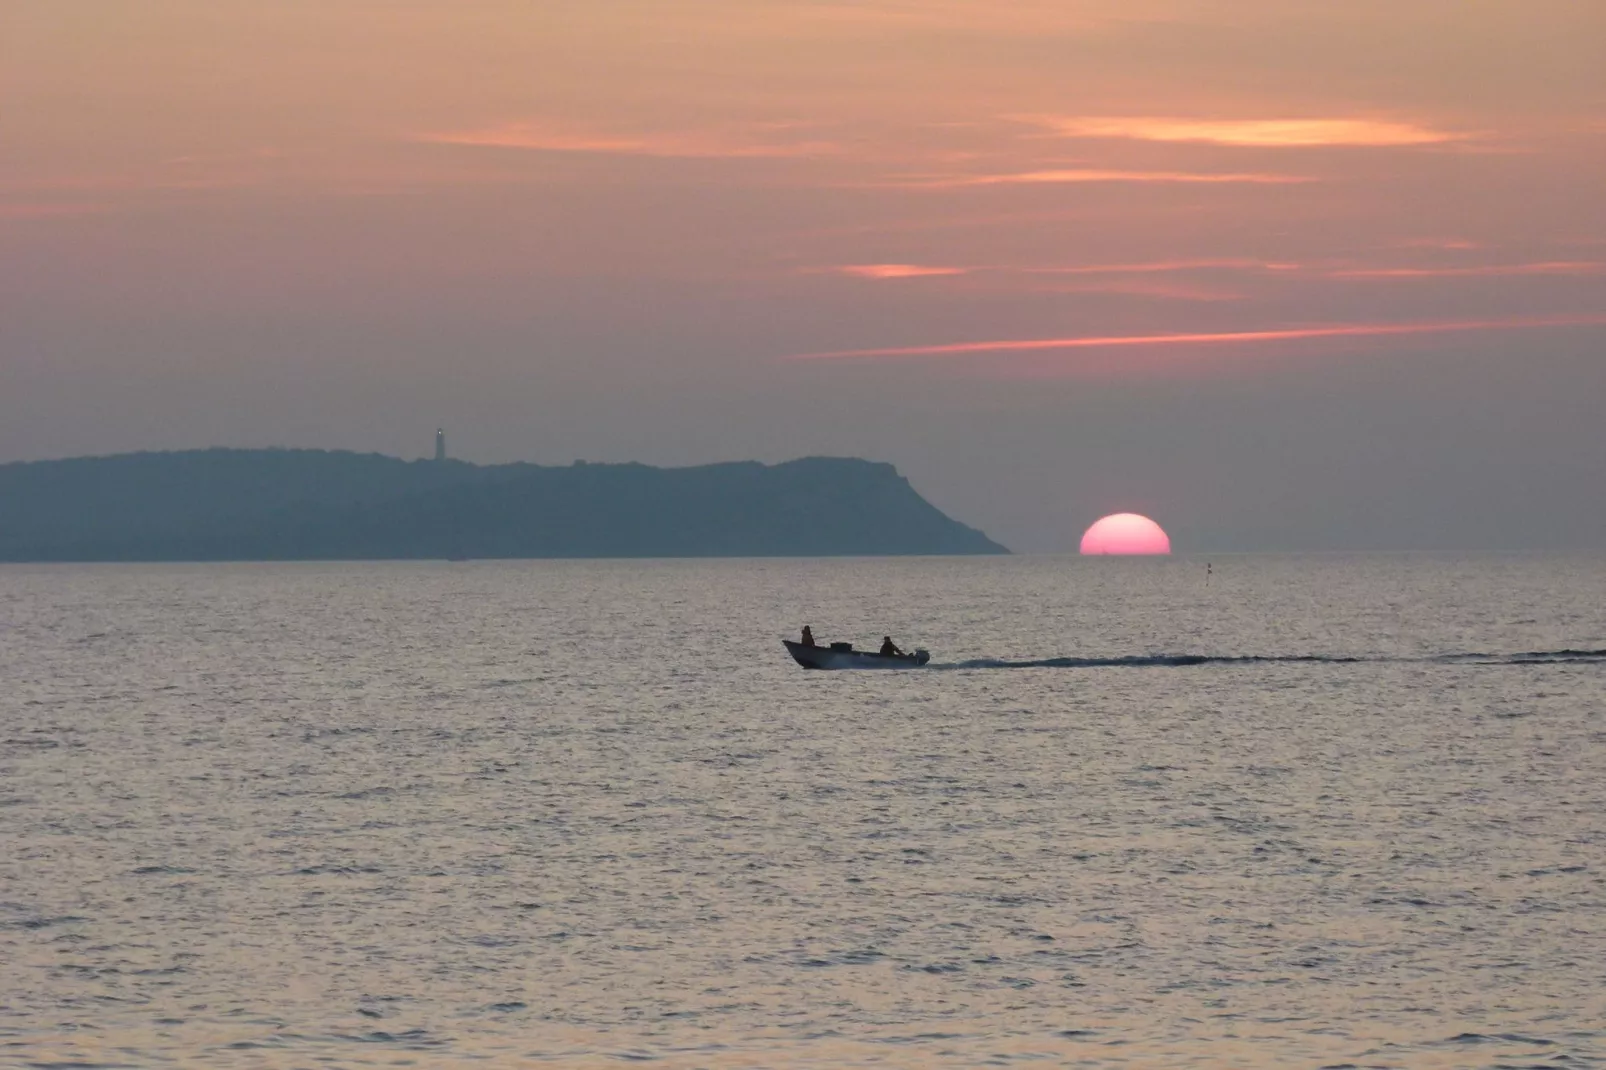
879;636;903;657
800;625;815;647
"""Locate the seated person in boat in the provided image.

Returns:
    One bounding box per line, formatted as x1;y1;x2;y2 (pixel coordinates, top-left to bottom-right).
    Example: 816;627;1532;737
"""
800;625;815;647
879;636;903;657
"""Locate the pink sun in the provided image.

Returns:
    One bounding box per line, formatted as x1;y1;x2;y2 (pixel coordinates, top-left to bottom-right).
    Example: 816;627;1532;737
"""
1080;513;1171;555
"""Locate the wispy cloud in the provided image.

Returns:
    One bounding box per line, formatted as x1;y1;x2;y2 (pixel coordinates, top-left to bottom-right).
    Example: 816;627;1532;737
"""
825;259;1605;298
786;316;1606;361
1031;280;1245;302
788;1;1130;34
1021;116;1468;147
1030;258;1299;275
894;168;1314;189
834;264;970;279
824;263;1247;300
1331;261;1605;279
828;258;1297;279
418;122;839;159
1396;238;1483;251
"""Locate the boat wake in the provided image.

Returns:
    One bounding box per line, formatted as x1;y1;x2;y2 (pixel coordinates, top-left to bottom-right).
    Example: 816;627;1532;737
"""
1439;647;1606;664
930;648;1606;671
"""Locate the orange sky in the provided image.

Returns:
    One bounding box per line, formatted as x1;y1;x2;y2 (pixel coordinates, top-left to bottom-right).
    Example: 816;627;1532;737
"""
2;0;1604;548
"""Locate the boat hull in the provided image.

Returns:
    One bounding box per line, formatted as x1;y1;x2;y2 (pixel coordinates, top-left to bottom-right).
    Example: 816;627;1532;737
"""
783;640;930;669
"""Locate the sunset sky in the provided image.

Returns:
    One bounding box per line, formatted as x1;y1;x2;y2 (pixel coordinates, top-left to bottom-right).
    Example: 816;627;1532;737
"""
3;1;1603;550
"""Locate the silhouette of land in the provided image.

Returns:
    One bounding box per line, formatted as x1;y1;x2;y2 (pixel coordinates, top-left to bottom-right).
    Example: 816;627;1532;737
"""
0;449;1008;561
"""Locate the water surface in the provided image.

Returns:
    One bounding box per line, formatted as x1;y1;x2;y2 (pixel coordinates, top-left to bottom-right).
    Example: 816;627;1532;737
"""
2;555;1603;1068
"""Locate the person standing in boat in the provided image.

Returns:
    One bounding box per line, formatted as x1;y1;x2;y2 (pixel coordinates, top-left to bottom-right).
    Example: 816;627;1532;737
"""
800;625;816;647
879;636;903;657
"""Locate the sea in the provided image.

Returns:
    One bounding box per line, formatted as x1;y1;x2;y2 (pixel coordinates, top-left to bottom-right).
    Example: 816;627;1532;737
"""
2;555;1603;1069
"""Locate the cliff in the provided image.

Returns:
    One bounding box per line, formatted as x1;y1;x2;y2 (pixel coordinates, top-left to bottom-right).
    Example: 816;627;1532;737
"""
0;449;1007;561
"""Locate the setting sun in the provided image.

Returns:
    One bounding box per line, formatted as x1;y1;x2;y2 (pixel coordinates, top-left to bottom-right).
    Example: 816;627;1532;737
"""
1080;513;1172;555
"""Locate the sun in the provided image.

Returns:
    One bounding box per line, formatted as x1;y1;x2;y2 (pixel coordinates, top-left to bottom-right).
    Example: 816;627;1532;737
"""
1080;513;1171;555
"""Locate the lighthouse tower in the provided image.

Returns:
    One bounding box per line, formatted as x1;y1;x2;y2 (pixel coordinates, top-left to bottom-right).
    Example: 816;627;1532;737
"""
434;427;446;462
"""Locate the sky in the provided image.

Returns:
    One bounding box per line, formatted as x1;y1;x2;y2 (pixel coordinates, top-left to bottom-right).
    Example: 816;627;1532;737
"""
2;0;1603;552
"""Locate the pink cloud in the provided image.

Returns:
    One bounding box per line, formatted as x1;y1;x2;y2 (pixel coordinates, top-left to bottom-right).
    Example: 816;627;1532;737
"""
418;123;839;159
897;168;1314;188
834;264;970;279
786;316;1606;361
1031;280;1245;302
1022;116;1469;147
1396;238;1484;251
827;259;1296;281
1025;258;1300;276
1331;261;1605;279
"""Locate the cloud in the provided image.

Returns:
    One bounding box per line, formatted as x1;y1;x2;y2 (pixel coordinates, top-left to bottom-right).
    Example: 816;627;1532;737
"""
828;258;1296;280
418;122;839;159
825;262;1248;300
824;258;1603;301
1030;280;1245;302
1331;261;1605;279
896;168;1314;188
1027;258;1299;276
786;316;1606;361
1022;116;1469;147
783;0;1130;33
1396;238;1483;251
834;264;970;278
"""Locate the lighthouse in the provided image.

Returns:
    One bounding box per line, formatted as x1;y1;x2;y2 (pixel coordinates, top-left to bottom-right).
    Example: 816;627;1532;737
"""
435;428;446;462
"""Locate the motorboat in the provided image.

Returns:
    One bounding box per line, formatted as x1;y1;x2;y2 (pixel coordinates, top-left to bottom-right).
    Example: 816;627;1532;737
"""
783;639;931;670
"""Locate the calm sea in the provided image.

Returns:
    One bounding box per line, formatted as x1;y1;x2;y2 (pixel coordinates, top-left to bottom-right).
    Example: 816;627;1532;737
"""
2;556;1603;1069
